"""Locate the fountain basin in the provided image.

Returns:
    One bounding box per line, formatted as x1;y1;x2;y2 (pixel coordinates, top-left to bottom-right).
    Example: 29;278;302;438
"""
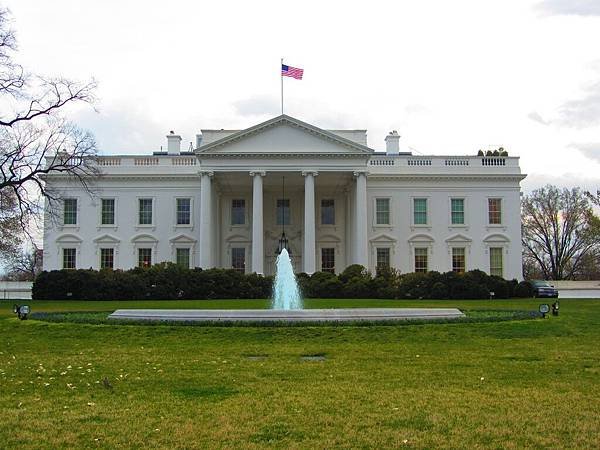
108;308;465;323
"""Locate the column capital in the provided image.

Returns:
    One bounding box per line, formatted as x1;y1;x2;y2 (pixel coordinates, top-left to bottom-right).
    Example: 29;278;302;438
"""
198;170;214;177
301;170;319;177
249;171;266;177
353;170;368;178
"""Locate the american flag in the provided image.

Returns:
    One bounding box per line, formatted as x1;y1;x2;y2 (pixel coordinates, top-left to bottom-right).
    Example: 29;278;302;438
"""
281;64;303;80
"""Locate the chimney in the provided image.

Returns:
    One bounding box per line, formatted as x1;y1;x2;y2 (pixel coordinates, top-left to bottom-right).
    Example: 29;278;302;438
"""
166;130;182;155
385;130;400;155
196;133;203;148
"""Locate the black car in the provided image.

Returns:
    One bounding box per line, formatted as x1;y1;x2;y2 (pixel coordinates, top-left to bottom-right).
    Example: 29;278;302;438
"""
531;280;559;298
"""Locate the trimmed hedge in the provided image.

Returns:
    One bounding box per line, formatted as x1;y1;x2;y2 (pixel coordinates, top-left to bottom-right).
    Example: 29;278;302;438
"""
33;263;533;301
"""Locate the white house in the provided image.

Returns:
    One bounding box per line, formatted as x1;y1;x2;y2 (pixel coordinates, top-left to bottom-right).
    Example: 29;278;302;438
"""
42;114;526;279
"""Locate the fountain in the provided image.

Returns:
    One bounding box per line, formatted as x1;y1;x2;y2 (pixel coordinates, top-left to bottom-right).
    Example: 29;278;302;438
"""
271;248;303;310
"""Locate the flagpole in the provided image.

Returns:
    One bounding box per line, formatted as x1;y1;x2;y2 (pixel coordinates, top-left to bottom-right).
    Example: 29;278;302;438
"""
280;58;284;115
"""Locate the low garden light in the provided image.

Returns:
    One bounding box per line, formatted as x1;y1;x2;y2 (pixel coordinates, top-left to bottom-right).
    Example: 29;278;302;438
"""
552;300;559;316
539;303;550;318
13;304;30;320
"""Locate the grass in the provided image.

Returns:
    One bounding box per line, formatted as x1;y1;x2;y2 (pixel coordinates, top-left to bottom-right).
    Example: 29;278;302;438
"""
0;298;599;449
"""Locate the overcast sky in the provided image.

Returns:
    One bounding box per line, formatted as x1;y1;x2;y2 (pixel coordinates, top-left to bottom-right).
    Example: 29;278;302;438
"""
4;0;600;191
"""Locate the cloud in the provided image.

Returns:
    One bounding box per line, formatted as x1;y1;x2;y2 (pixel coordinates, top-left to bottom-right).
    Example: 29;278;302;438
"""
536;0;600;16
232;95;279;117
569;142;600;163
522;172;600;193
556;81;600;128
527;111;550;125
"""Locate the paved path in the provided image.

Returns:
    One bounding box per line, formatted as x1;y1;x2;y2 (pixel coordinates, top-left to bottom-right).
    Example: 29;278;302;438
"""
108;308;465;323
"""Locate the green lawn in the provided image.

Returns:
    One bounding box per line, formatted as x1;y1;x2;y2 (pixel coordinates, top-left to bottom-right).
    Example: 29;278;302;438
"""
1;299;599;449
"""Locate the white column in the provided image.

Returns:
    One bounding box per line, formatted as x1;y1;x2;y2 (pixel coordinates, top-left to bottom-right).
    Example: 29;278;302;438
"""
354;171;369;267
302;171;318;274
199;171;214;268
250;171;265;274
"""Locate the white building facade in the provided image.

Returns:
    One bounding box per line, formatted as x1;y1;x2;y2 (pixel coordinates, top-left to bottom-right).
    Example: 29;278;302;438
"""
43;115;526;279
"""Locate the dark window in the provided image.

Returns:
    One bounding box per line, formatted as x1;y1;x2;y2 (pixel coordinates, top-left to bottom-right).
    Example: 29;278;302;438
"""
276;199;290;226
63;248;76;269
63;198;77;225
376;248;390;272
490;247;503;277
414;248;428;272
488;198;502;224
232;248;245;273
176;198;191;225
231;199;245;225
451;198;464;225
101;199;115;225
100;248;114;269
138;248;152;267
176;248;190;268
321;248;335;273
139;199;153;225
452;247;465;273
321;199;335;225
413;198;427;225
375;198;390;225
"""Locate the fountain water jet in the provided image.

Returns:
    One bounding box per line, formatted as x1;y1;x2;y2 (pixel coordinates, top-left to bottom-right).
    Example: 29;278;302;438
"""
271;248;303;310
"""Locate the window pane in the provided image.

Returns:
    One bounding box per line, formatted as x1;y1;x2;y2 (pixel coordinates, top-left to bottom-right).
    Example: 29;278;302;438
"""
321;199;335;225
488;198;502;224
451;198;464;225
321;248;335;273
176;198;191;225
100;248;114;269
231;248;245;273
276;199;290;226
138;248;152;268
139;199;153;225
63;198;77;225
490;247;503;277
375;198;390;225
231;199;245;225
63;248;76;269
101;199;115;225
413;198;427;225
452;247;466;273
414;247;428;273
376;248;390;272
176;248;190;268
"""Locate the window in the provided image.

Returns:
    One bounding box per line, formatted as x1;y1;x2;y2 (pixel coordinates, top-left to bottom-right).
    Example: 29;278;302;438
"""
376;248;390;272
231;248;245;273
63;248;76;269
276;199;290;226
321;199;335;225
138;198;153;225
100;248;114;269
63;198;77;225
451;198;465;225
452;247;466;273
231;199;245;225
321;248;335;273
138;248;152;267
490;247;503;277
488;198;502;225
176;198;191;225
101;199;115;225
375;198;390;225
413;198;427;225
176;248;190;268
414;248;428;273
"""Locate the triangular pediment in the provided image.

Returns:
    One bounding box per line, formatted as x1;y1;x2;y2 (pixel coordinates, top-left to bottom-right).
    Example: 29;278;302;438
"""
93;233;121;244
197;115;374;156
445;233;472;243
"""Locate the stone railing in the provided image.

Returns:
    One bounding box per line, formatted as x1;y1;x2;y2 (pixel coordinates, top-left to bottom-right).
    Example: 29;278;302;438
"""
367;154;520;174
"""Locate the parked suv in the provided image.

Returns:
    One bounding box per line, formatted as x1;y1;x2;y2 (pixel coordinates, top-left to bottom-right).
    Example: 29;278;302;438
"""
531;280;559;298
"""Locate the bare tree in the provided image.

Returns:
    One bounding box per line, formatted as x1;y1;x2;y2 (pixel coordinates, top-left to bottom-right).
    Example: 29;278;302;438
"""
2;245;42;280
522;185;600;280
0;7;98;255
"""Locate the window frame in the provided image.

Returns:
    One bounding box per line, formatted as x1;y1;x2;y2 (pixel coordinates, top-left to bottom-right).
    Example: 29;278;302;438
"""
374;197;391;226
451;247;466;273
489;247;504;278
100;247;115;269
321;247;336;273
487;197;503;225
450;197;466;226
138;247;153;268
412;197;429;226
137;197;154;226
175;247;191;268
231;247;246;273
231;198;246;226
63;198;78;226
414;247;429;273
320;198;336;226
376;247;391;272
276;198;291;226
62;247;77;269
175;197;192;226
99;198;116;227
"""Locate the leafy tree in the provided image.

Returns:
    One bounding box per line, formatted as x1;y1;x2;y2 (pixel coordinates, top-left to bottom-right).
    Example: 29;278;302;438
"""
521;185;600;280
0;7;98;258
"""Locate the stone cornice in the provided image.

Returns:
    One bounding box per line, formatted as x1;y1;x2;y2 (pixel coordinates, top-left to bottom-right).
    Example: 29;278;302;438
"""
368;174;527;182
198;152;371;159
